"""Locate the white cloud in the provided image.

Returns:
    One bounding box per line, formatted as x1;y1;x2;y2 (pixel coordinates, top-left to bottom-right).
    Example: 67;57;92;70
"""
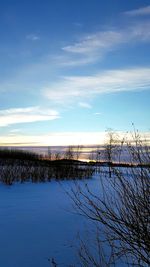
61;21;150;65
125;5;150;16
0;106;59;127
1;20;150;99
0;132;106;146
26;34;40;41
54;54;97;67
79;102;92;109
94;112;101;115
0;131;149;146
0;53;57;94
43;67;150;103
63;31;123;54
73;22;83;27
9;129;22;133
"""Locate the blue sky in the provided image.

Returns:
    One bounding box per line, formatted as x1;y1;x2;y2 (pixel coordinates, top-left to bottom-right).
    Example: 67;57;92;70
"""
0;0;150;145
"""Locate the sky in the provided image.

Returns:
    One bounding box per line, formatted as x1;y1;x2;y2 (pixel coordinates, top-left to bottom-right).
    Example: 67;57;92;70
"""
0;0;150;146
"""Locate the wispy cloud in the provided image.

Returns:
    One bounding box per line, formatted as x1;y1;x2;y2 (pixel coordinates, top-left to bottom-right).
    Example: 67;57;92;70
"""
26;34;40;41
0;132;106;146
94;112;101;116
54;54;97;67
63;31;123;54
0;131;149;146
9;129;22;133
43;67;150;103
2;20;150;99
0;106;59;127
79;102;92;109
125;5;150;16
0;54;56;94
61;21;150;66
73;22;83;27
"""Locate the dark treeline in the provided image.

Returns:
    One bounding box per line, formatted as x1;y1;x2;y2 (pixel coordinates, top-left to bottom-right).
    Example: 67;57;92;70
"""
0;148;41;161
0;148;94;185
0;129;149;185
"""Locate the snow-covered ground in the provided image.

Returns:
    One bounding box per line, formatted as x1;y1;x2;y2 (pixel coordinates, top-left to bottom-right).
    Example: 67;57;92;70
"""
0;171;139;267
0;180;92;267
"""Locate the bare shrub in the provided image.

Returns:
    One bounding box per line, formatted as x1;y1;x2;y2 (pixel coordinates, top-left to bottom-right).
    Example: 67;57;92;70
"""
69;130;150;266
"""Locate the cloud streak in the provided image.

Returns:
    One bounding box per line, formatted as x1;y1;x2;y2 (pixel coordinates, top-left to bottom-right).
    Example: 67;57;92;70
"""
125;5;150;16
1;20;150;98
43;67;150;103
61;21;150;66
79;102;92;109
0;132;106;146
63;31;123;54
1;131;150;146
26;34;40;41
0;106;59;127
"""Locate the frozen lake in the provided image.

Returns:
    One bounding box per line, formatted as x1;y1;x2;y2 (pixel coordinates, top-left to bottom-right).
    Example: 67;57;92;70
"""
0;178;97;267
